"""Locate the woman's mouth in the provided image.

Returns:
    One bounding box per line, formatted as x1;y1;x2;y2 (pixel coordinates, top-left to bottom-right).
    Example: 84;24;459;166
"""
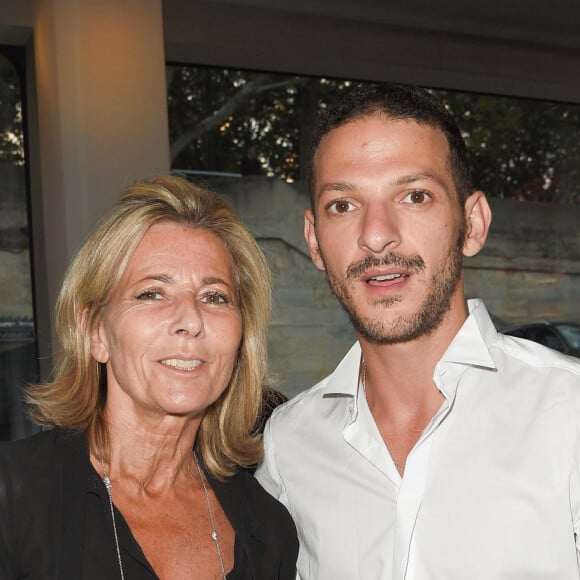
160;358;202;371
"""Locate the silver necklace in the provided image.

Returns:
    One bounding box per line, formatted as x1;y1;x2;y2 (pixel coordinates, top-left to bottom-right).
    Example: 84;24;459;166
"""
100;459;125;580
194;451;227;580
100;454;227;580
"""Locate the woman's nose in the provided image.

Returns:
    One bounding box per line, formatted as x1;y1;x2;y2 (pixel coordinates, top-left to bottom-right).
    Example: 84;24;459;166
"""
169;294;205;337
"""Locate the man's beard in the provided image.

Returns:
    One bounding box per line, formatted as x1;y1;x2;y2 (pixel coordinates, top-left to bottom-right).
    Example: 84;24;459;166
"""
321;222;466;345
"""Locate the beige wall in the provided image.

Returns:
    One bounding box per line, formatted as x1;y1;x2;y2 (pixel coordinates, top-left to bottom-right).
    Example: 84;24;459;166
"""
215;178;580;395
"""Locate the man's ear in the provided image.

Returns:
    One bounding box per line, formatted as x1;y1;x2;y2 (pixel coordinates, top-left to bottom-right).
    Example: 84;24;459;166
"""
304;209;326;272
462;191;492;257
82;309;110;364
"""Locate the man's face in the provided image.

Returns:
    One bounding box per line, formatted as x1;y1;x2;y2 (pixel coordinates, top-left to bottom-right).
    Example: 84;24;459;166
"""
305;114;470;345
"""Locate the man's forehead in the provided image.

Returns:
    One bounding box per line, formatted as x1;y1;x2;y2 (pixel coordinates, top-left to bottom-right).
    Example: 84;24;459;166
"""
310;115;458;204
313;114;450;170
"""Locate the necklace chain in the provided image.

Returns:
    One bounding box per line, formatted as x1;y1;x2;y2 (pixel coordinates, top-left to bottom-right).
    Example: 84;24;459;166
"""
100;459;125;580
100;453;227;580
194;451;227;580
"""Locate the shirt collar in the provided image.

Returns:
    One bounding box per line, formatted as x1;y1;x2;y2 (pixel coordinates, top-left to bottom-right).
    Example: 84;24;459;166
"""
433;299;497;402
321;299;499;413
322;341;363;399
439;298;498;369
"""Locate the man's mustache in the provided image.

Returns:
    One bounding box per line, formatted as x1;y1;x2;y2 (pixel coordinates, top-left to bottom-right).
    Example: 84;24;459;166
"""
346;253;425;280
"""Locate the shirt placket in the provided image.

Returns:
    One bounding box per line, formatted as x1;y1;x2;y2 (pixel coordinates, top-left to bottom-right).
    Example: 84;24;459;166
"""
393;364;460;580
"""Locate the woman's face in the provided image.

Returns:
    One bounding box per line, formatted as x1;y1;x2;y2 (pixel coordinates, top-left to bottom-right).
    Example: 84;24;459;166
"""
90;221;242;423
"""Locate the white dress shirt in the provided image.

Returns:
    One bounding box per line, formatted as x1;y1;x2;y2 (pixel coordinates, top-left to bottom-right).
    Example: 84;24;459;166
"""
255;299;580;580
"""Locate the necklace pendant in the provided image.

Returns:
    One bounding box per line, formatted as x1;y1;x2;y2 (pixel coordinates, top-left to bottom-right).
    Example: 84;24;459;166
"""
211;530;219;541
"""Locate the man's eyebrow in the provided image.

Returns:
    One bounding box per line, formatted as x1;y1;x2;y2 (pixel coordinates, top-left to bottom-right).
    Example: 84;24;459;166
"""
391;172;447;188
317;182;356;196
317;173;447;196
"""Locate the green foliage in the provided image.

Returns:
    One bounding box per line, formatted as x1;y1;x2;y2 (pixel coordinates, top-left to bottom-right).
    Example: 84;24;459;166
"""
0;54;24;165
437;90;580;203
167;65;580;204
167;65;354;181
3;57;578;203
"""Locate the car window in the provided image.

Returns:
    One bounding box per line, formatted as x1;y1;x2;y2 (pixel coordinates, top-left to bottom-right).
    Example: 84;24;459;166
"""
531;327;566;352
556;324;580;350
505;328;527;339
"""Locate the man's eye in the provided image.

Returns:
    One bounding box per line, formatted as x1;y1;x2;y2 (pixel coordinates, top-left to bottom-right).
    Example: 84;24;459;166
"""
201;291;229;305
135;290;163;301
328;199;355;214
403;190;430;204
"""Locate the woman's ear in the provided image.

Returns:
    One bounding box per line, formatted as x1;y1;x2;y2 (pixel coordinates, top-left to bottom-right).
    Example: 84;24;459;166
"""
462;191;492;257
82;308;110;364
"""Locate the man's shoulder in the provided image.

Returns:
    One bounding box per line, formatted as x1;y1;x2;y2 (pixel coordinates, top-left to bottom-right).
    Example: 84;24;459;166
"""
268;380;330;425
497;332;580;377
268;343;360;431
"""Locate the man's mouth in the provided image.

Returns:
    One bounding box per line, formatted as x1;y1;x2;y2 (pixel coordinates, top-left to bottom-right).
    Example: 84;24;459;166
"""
160;358;202;371
368;273;404;282
347;254;424;280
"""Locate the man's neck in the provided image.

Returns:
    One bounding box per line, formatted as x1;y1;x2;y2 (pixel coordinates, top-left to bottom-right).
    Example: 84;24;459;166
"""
358;306;469;473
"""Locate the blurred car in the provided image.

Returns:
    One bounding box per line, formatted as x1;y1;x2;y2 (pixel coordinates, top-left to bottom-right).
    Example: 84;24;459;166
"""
503;321;580;358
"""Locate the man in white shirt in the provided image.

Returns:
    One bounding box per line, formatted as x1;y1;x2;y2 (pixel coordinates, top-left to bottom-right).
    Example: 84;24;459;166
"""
255;83;580;579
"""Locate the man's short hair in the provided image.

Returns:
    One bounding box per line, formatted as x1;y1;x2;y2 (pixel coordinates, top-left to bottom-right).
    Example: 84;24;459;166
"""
307;83;474;209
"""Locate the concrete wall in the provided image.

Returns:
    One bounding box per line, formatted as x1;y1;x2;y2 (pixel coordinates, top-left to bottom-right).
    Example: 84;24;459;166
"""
0;162;32;320
467;198;580;326
210;177;580;397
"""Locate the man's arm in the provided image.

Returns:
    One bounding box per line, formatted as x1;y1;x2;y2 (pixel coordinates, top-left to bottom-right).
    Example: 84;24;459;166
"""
256;417;303;579
254;414;288;503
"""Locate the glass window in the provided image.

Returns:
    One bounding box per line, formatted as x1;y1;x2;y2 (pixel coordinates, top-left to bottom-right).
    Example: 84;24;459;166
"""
556;324;580;351
166;64;580;395
0;46;38;440
531;327;565;352
166;65;580;204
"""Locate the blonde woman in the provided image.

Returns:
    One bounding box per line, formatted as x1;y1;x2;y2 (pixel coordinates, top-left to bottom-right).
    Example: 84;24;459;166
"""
0;175;297;579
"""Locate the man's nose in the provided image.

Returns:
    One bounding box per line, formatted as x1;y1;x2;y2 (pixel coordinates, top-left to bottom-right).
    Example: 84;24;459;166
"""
357;204;401;254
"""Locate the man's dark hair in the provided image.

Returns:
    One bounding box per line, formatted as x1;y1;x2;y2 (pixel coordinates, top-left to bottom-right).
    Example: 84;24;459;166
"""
307;83;474;210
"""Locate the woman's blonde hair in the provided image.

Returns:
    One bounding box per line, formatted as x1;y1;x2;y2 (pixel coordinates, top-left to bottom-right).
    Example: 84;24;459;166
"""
27;175;272;478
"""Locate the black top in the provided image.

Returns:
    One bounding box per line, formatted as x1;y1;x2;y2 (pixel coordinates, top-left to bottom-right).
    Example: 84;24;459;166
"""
84;462;250;578
0;429;298;579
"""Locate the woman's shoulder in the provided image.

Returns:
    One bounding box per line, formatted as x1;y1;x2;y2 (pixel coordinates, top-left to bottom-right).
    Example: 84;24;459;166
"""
212;467;297;539
0;428;86;480
234;468;291;512
0;430;88;578
214;468;298;578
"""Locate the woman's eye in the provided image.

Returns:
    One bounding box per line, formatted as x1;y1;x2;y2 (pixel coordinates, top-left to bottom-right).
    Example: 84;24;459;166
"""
403;190;431;205
135;290;163;301
328;199;355;214
201;291;229;305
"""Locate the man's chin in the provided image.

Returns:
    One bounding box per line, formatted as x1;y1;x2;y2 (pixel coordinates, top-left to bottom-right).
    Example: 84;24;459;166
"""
351;307;446;345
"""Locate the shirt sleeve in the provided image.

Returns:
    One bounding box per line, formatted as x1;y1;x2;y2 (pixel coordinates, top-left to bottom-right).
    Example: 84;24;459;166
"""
254;413;289;507
571;387;580;563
